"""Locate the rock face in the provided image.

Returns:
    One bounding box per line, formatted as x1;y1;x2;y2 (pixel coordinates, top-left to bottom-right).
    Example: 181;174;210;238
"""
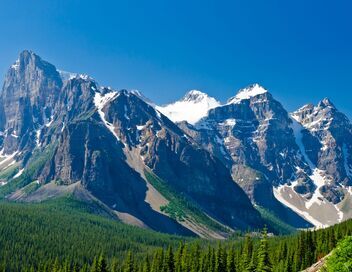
0;51;62;154
1;50;351;232
0;51;263;237
165;84;352;228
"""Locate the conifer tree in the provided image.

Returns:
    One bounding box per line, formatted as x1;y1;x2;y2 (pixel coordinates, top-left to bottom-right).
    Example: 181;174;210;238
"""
256;227;272;272
124;251;135;272
163;246;174;272
52;257;60;272
242;233;253;271
142;256;150;272
97;255;108;272
226;247;236;272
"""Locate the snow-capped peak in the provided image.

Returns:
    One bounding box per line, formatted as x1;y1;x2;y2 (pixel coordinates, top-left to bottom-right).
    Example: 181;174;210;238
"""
156;90;220;125
318;98;335;109
291;98;338;132
181;90;210;102
227;83;268;104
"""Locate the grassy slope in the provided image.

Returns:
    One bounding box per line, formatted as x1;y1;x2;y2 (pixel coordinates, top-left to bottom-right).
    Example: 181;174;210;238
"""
144;170;231;234
255;205;297;235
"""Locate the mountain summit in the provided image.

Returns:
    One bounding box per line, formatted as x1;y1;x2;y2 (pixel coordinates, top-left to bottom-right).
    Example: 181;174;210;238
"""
227;83;268;104
0;50;351;234
156;90;220;124
0;51;263;238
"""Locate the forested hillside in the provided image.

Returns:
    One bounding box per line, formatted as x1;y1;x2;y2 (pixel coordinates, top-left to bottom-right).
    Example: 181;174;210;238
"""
0;197;351;272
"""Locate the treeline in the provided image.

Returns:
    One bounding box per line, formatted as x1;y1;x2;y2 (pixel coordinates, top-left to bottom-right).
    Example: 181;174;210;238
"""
5;219;352;272
0;197;351;271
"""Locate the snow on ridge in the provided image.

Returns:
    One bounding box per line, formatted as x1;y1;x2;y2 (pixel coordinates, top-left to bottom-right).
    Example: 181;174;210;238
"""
13;168;24;179
290;117;327;205
273;185;328;228
58;70;96;82
227;84;267;104
58;70;78;81
11;59;20;71
272;117;348;227
156;90;220;125
36;129;41;147
94;91;120;141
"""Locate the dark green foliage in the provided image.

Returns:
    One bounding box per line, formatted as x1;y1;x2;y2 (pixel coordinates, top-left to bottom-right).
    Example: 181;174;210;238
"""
324;236;352;272
0;196;351;271
0;197;189;271
256;227;271;272
144;170;230;233
255;206;296;235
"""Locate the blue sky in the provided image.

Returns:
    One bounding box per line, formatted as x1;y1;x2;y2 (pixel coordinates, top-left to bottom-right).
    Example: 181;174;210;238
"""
1;0;351;117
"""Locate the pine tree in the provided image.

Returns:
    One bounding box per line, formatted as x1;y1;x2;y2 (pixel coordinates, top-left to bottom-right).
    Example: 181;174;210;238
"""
52;257;60;272
124;251;135;272
214;243;225;272
151;249;164;272
242;233;253;271
174;243;184;272
97;255;108;272
142;256;150;272
163;246;174;272
256;227;272;272
190;243;200;272
226;247;236;272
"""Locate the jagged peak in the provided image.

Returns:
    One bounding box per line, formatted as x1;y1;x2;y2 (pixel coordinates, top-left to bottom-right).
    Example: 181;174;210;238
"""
227;83;268;104
9;50;58;75
64;72;96;83
18;50;44;64
292;103;315;116
181;89;213;103
10;50;37;71
156;90;220;125
318;98;335;109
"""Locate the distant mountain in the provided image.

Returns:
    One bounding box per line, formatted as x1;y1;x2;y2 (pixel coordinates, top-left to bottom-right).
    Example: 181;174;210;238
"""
163;84;352;228
0;50;351;234
0;51;263;238
156;90;220;124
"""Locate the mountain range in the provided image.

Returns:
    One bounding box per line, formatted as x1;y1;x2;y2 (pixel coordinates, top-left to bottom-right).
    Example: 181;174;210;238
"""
0;50;351;238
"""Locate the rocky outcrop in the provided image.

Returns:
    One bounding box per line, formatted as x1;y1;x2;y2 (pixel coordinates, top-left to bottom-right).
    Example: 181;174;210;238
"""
0;50;62;154
166;84;352;228
0;51;264;236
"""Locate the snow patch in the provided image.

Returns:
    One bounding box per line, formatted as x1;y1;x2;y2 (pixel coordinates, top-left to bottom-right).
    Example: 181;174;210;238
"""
94;91;120;141
58;70;78;81
13;168;24;179
221;119;236;127
305;169;326;209
156;90;220;125
273;186;328;228
0;150;18;167
11;133;19;138
45;115;54;127
227;84;267;104
36;129;41;146
11;59;20;71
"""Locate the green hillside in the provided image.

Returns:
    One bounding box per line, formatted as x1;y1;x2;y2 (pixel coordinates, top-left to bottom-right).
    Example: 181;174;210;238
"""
0;196;351;271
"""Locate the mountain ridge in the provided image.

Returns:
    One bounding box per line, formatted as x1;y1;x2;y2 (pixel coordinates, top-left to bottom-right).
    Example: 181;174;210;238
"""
0;51;264;238
0;50;351;235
